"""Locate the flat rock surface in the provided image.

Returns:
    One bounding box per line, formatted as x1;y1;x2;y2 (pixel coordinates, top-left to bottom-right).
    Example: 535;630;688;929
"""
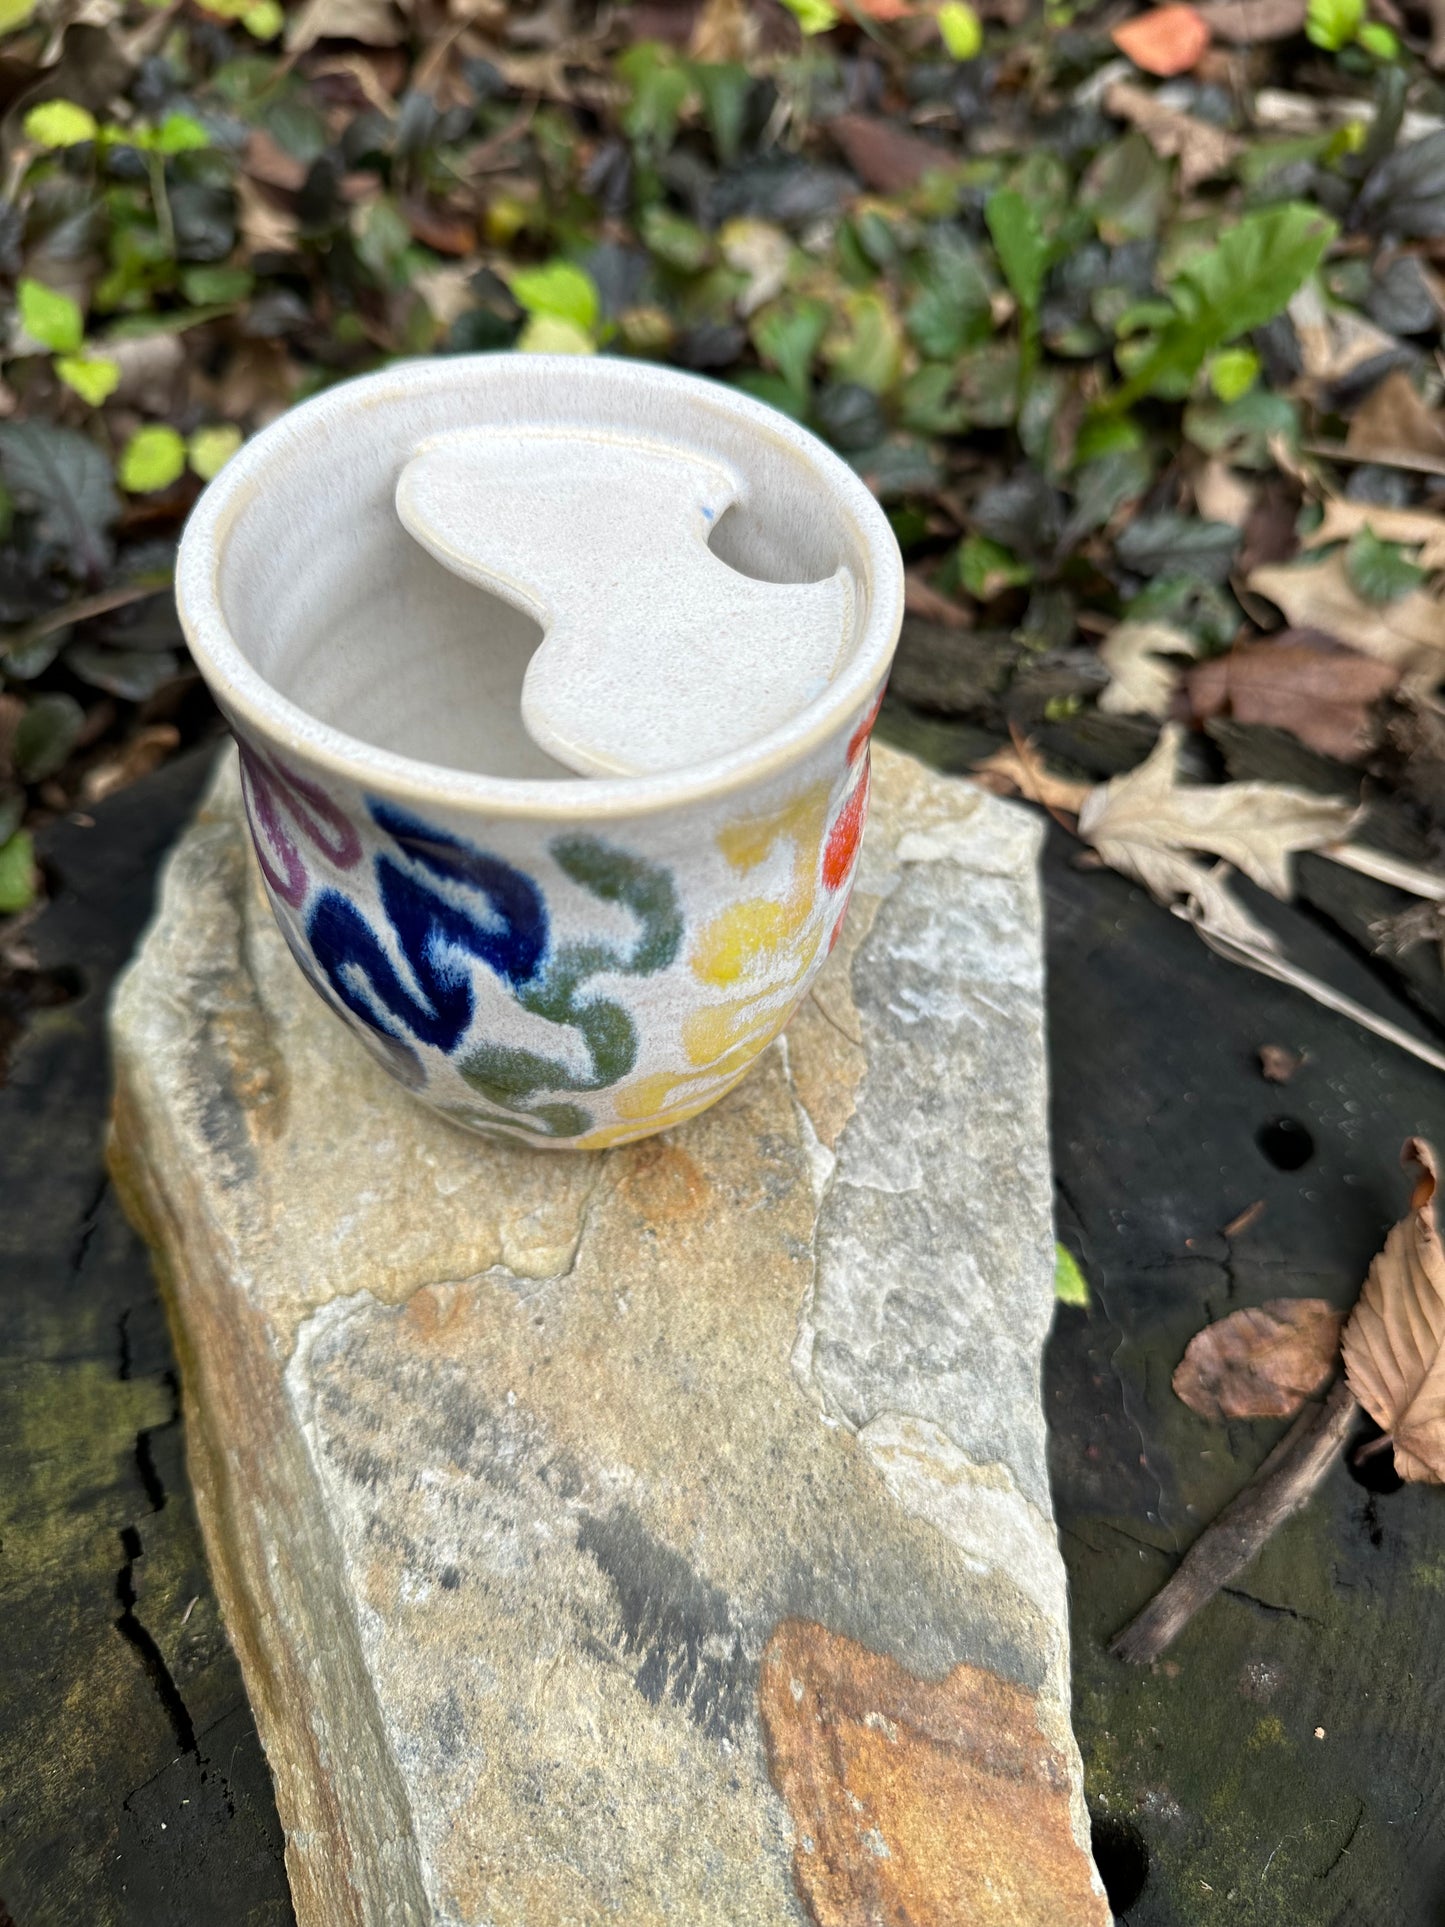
106;742;1106;1927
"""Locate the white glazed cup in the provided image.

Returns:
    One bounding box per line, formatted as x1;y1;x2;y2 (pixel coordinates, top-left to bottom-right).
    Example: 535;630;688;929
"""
175;356;903;1149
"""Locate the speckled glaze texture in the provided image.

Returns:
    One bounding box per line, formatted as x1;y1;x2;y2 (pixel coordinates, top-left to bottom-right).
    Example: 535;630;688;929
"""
176;357;901;1148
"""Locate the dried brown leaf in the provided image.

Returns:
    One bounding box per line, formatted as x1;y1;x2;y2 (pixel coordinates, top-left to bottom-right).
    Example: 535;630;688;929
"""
1342;1139;1445;1483
829;114;954;194
80;724;180;805
1077;723;1359;898
1185;632;1400;763
1195;0;1305;39
1259;1043;1303;1081
1194;457;1255;529
971;739;1091;815
1247;554;1445;675
286;0;403;50
1306;497;1445;570
1345;369;1445;467
1098;620;1199;719
1175;1299;1343;1421
1103;78;1242;188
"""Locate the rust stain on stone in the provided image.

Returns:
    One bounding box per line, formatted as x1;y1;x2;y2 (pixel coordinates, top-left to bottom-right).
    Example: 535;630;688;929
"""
759;1620;1107;1927
616;1138;711;1226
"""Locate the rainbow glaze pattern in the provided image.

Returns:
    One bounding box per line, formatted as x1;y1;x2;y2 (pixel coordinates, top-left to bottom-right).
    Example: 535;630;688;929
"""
235;699;878;1148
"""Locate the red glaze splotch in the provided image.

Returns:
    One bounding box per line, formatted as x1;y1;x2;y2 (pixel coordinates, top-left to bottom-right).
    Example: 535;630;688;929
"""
822;687;884;947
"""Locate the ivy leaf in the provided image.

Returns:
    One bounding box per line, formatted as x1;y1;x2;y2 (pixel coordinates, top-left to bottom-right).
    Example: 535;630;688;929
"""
18;278;83;354
118;424;187;494
985;188;1049;321
55;354;121;407
1117;204;1335;403
1346;526;1428;603
0;831;37;918
0;421;118;579
22;99;97;148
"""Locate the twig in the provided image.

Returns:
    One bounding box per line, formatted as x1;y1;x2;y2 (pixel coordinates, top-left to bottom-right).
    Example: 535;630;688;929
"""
1180;906;1445;1076
1111;1377;1358;1665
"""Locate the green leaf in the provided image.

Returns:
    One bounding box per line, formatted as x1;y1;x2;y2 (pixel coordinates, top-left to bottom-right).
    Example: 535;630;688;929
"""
17;278;83;354
188;423;243;481
1358;20;1399;56
1082;132;1170;246
244;0;284;35
639;204;713;273
1208;346;1260;403
1306;0;1363;48
780;0;838;30
180;264;253;304
508;260;600;335
938;0;983;57
750;297;830;401
152;112;211;154
515;315;595;355
1054;1244;1089;1308
1346;526;1427;603
906;230;992;359
616;41;694;153
118;424;186;494
821;291;903;395
898;364;971;435
0;420;118;578
54;353;121;406
0;0;38;31
959;534;1031;597
14;692;84;783
0;831;37;918
1117;204;1336;404
1116;512;1240;582
985;188;1049;320
691;61;750;165
22;99;98;148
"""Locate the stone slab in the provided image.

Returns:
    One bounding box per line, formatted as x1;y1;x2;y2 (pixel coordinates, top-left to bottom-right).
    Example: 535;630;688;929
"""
107;741;1108;1927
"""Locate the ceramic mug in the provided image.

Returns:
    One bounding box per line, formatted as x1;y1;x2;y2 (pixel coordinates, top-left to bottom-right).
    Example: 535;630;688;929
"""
175;356;903;1149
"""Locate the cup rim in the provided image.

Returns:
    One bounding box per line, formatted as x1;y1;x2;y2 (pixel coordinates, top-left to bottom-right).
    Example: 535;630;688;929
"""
175;354;903;823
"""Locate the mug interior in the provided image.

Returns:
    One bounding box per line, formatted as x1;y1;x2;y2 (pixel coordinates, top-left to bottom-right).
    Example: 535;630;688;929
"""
207;358;882;784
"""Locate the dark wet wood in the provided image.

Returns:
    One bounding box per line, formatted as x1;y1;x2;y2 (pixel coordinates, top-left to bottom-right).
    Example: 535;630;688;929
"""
0;743;293;1927
6;704;1445;1926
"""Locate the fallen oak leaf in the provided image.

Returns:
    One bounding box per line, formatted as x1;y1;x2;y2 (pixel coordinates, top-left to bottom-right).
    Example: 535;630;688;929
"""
1174;1298;1344;1421
971;737;1092;815
1342;1138;1445;1483
1345;368;1445;468
1098;620;1200;719
1305;497;1445;570
1111;3;1212;74
1077;723;1359;898
1247;553;1445;679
